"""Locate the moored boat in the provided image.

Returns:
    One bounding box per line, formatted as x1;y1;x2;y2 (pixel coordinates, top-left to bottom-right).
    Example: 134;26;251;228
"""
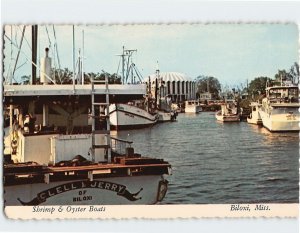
184;100;203;113
109;103;159;130
247;102;263;125
3;46;171;206
215;100;240;122
258;82;299;132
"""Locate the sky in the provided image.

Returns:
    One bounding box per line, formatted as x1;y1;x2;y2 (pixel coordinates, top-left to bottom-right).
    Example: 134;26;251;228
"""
3;24;299;87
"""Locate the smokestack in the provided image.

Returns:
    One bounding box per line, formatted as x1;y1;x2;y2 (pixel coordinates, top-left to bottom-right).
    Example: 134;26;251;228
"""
40;47;52;85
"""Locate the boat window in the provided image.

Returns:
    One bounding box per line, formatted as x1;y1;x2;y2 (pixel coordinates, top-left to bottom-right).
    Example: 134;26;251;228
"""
288;88;298;98
272;107;300;115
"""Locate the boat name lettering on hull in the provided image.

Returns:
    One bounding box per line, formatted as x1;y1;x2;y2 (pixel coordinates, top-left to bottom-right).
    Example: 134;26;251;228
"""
17;180;143;205
124;112;134;118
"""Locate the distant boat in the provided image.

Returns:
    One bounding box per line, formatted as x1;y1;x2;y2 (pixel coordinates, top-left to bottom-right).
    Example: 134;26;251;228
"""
258;82;300;132
109;103;159;130
215;100;240;122
157;110;177;122
247;102;263;125
184;100;202;113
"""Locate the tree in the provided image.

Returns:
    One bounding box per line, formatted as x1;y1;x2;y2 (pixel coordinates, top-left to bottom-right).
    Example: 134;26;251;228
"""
289;62;299;84
248;76;271;99
196;75;221;99
53;68;73;84
52;69;122;84
274;69;293;84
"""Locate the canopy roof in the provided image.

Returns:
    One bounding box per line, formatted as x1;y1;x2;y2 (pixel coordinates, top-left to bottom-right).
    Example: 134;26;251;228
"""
145;72;194;83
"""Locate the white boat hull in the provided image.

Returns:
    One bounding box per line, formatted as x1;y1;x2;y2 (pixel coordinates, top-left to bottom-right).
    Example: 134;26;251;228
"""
247;112;262;125
4;175;168;206
185;105;202;113
259;111;300;132
109;104;158;130
216;112;240;122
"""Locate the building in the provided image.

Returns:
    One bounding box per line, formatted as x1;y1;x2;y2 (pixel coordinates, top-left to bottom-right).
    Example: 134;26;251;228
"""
199;92;213;101
145;72;197;102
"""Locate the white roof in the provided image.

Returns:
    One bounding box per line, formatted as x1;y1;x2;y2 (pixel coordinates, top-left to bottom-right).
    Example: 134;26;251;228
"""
145;72;194;82
4;84;146;96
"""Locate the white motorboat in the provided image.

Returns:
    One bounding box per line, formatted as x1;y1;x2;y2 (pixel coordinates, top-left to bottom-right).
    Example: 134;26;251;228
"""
258;82;299;132
247;102;263;125
215;100;240;122
185;100;203;113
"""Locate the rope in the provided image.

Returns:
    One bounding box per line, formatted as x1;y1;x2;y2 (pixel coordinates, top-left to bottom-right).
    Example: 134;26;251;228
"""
17;25;31;50
52;25;61;70
5;34;55;84
45;25;52;48
12;26;26;78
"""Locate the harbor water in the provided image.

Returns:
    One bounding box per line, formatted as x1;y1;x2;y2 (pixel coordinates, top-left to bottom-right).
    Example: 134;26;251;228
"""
114;112;299;204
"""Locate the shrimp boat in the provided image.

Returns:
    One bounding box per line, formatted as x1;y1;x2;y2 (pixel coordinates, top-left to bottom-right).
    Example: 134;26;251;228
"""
215;100;240;122
247;102;263;125
109;103;159;130
3;47;171;206
258;81;300;132
109;47;159;130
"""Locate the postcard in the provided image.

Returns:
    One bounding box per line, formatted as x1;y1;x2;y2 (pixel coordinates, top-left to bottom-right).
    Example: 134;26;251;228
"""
2;23;299;219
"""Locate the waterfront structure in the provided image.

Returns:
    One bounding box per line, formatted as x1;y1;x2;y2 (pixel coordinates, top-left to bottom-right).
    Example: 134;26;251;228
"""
247;102;262;125
145;72;197;103
199;92;213;101
258;81;299;132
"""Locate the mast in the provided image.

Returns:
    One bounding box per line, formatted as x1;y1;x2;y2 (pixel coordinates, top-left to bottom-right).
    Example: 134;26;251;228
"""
72;26;75;90
31;25;38;84
122;46;125;84
81;29;84;85
155;78;158;111
156;61;161;109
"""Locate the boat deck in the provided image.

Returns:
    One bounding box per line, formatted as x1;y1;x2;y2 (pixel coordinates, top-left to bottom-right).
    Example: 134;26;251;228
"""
4;157;171;177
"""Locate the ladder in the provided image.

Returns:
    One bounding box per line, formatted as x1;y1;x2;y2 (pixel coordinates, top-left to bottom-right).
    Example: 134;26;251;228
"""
91;74;111;163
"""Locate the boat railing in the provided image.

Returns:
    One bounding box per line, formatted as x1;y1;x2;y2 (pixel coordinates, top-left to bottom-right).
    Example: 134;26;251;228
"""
110;136;133;155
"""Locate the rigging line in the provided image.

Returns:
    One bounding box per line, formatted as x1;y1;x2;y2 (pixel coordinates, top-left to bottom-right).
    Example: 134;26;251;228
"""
14;27;19;48
16;60;28;70
5;34;55;84
12;26;26;78
17;25;31;50
126;55;130;82
10;25;13;65
54;44;62;84
133;66;143;83
135;65;144;78
52;25;61;70
125;63;132;83
116;56;121;75
52;26;62;83
45;25;52;48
